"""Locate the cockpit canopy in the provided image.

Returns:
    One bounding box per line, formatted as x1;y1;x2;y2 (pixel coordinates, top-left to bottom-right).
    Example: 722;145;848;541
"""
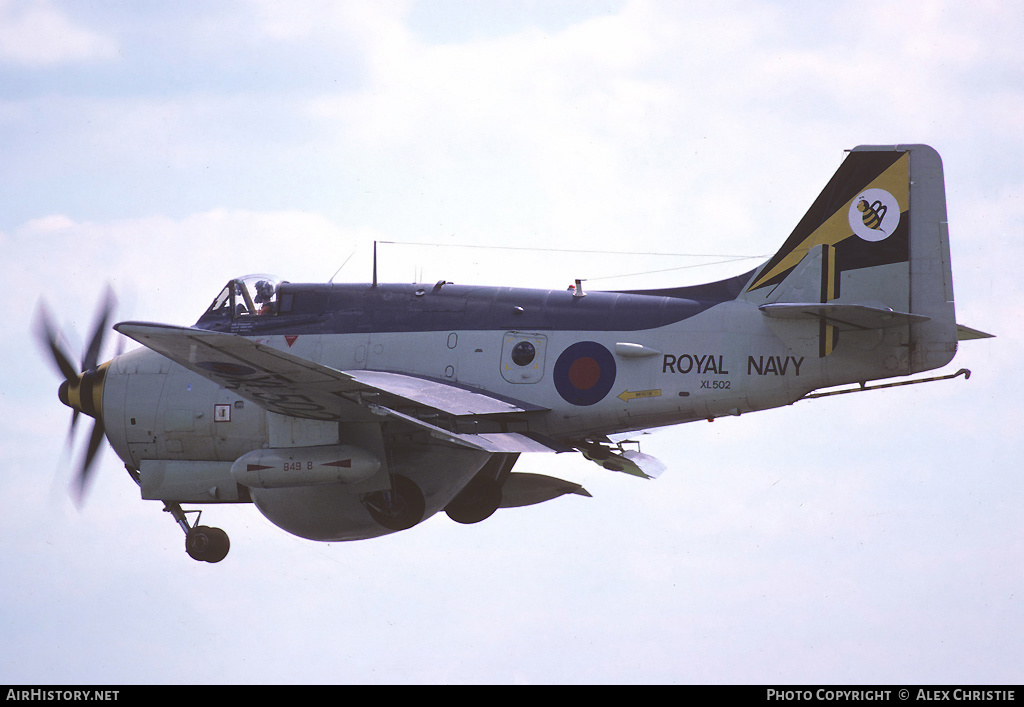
203;274;286;319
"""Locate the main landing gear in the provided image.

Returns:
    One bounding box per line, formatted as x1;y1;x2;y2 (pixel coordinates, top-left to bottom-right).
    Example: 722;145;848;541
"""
363;474;426;531
164;501;230;563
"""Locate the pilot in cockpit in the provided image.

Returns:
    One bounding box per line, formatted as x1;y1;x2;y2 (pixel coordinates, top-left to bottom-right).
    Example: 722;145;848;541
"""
255;279;276;315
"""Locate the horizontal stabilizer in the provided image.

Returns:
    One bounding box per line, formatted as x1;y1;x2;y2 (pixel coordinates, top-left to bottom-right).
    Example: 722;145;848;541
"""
957;324;995;340
759;303;929;331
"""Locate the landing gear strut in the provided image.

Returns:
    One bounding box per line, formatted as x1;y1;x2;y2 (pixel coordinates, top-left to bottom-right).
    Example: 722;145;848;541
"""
364;474;425;531
164;502;230;563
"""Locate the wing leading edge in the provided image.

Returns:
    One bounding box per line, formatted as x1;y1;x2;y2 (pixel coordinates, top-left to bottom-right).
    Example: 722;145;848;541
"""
115;322;554;454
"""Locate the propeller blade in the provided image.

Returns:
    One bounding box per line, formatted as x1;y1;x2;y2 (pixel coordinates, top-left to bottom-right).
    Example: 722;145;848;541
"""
38;286;117;505
34;304;79;381
82;286;116;372
74;420;106;503
66;408;81;449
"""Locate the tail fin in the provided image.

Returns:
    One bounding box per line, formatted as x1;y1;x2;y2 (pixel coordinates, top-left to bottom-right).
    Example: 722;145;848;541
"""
741;144;957;374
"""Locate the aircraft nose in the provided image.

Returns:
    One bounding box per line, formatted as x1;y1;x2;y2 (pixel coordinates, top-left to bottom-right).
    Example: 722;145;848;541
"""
55;365;108;422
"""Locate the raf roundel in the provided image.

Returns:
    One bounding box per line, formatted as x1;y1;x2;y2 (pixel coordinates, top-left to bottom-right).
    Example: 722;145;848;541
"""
553;341;616;406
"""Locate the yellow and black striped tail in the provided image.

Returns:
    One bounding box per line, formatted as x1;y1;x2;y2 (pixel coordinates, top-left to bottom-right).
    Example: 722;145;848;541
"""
745;149;910;296
741;145;959;375
819;244;838;358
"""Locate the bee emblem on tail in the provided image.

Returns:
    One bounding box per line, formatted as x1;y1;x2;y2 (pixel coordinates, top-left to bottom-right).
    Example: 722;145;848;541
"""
848;188;900;242
856;198;887;231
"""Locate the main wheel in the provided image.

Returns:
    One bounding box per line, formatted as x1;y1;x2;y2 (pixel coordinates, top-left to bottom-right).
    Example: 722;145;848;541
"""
185;525;230;563
364;475;426;531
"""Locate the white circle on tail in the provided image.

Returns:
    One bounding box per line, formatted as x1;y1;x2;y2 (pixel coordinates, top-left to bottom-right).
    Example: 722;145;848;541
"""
848;188;900;242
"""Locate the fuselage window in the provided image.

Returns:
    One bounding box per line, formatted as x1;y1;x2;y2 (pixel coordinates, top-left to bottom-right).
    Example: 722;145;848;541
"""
511;341;537;366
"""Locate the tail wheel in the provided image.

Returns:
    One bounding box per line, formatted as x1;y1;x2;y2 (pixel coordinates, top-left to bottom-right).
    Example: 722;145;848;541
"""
364;475;426;531
185;525;230;563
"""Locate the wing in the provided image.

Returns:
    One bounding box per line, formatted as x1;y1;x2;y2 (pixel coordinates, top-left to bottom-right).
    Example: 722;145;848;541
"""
115;322;556;454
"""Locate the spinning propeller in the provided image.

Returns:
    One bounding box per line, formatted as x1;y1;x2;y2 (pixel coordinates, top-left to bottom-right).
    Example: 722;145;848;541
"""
34;287;117;502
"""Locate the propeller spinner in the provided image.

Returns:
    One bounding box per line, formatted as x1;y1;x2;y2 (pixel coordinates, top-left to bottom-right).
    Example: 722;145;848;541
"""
34;287;117;502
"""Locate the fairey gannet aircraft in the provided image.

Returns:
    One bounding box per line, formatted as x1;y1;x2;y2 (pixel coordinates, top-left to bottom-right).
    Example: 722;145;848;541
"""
37;144;991;562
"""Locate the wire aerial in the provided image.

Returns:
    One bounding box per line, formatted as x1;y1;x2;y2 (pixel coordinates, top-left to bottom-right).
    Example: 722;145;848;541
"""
376;239;765;261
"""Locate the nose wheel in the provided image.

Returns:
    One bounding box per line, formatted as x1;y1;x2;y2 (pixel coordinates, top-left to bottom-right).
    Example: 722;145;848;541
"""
164;501;230;563
185;525;230;563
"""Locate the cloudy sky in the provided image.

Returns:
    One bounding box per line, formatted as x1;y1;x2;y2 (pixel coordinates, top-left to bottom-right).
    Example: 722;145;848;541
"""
2;0;1020;684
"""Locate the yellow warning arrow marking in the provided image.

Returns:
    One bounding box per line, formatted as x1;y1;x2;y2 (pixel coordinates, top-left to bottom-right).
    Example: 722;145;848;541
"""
617;389;662;402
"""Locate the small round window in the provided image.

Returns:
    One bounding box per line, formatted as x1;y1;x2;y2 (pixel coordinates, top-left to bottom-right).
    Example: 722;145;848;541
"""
511;341;536;366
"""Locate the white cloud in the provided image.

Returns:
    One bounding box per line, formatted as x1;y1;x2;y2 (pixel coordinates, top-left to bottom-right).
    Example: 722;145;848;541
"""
0;0;117;66
249;0;413;59
11;209;374;325
297;0;1024;267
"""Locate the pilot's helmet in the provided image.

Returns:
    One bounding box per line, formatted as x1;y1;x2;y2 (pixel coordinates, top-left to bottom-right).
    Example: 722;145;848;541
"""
254;280;276;303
